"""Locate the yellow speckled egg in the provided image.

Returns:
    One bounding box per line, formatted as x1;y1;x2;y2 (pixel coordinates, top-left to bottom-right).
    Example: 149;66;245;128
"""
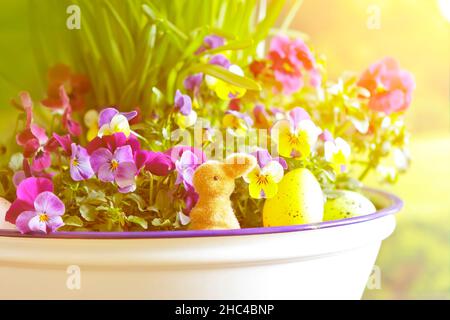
263;168;324;227
323;190;376;221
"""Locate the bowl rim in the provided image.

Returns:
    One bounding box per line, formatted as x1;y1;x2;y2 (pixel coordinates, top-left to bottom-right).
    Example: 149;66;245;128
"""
0;187;402;239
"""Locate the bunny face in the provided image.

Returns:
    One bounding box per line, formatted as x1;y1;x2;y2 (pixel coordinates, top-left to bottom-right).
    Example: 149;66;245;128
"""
192;154;257;198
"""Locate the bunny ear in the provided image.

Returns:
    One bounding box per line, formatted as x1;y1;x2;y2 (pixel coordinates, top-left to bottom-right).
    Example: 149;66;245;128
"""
223;153;257;179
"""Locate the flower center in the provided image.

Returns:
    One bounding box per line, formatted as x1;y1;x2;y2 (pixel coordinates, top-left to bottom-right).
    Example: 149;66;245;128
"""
71;157;79;167
110;159;119;171
256;174;269;186
288;133;301;146
39;213;49;222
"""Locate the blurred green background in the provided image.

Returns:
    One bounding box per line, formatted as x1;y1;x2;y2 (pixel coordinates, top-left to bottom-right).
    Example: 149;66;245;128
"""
1;0;449;299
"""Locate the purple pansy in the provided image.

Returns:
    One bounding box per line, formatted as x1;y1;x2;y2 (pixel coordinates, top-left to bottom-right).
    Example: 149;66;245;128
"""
196;35;225;54
175;150;201;189
288;107;311;130
70;143;94;181
90;145;137;193
98;107;137;127
251;149;288;170
174;90;192;116
209;54;231;68
15;191;65;234
319;129;334;142
184;73;203;92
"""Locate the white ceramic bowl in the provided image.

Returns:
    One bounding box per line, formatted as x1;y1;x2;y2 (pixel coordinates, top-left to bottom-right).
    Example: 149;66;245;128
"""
0;188;401;299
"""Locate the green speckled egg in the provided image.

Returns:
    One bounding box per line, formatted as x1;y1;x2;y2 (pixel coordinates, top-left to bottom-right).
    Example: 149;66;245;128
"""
323;190;376;221
263;168;324;227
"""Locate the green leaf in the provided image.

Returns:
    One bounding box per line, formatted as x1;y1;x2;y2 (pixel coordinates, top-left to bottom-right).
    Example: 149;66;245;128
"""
64;216;84;227
80;204;97;222
190;63;261;91
126;194;147;212
127;215;148;229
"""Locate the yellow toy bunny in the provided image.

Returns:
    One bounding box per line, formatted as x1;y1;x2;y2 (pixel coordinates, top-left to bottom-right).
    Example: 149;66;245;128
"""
189;153;257;230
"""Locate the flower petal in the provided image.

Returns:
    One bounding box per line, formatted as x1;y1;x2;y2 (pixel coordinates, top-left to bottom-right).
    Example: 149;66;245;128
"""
34;191;65;217
5;199;34;224
28;215;47;233
16;177;53;205
15;211;37;234
114;145;134;163
115;162;137;188
47;216;64;232
98;163;115;182
90;148;113;173
261;161;284;183
98;107;119;127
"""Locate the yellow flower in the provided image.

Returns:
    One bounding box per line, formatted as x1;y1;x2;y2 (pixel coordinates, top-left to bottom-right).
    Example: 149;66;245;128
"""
272;118;322;159
98;114;131;137
84;109;98;141
206;65;247;100
174;110;197;129
244;161;284;199
222;111;253;137
324;137;351;173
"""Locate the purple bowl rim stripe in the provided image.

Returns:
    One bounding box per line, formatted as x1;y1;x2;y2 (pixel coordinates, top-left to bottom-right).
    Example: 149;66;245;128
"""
0;187;402;239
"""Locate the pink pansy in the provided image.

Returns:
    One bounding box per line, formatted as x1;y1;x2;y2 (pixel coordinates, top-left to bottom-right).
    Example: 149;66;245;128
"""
53;133;72;154
12;159;54;187
11;92;33;127
70;143;94;181
268;35;320;94
5;177;54;224
17;124;57;172
90;145;137;193
15;191;65;234
138;151;175;176
357;57;415;114
87;132;140;156
60;85;82;136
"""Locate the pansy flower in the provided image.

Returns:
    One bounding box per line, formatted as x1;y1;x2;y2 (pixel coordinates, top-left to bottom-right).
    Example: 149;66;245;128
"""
16;124;57;172
15;191;65;234
195;35;225;54
244;150;285;199
97;107;137;138
84;109;99;141
320;131;351;174
173;90;197;129
59;85;82;136
90;145;138;193
175;150;203;189
134;150;175;176
206;55;247;100
253;104;272;129
70;143;94;181
268;35;321;94
222;110;254;136
184;73;203;94
41;64;90;111
357;57;415;114
5;177;64;236
271;107;322;159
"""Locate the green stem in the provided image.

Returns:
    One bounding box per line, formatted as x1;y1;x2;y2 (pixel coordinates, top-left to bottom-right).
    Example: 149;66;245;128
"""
358;163;373;181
